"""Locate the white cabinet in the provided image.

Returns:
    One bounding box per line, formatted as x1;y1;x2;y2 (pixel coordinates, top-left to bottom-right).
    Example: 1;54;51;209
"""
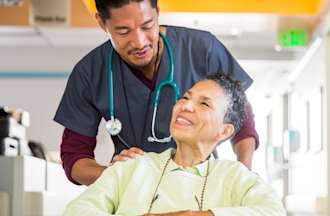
0;156;84;216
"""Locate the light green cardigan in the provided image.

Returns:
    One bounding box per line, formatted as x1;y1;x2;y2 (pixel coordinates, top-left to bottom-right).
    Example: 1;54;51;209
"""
63;149;286;216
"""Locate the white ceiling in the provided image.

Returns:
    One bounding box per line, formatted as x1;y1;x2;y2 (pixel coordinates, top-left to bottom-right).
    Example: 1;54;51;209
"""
0;13;311;96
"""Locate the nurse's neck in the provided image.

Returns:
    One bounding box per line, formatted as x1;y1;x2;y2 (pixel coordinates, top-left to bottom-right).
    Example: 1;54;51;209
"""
140;27;166;81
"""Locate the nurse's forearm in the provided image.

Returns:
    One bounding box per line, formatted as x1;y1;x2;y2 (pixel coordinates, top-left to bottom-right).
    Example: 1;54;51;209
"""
233;137;256;169
71;158;107;185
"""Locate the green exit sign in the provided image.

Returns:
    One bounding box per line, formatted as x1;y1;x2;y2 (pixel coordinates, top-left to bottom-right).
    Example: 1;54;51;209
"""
280;30;308;48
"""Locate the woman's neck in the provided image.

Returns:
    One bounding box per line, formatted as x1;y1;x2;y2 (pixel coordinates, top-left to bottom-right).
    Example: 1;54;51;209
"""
173;141;215;167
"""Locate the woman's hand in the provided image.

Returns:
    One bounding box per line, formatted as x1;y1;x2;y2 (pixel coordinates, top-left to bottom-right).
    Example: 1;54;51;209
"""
144;210;213;216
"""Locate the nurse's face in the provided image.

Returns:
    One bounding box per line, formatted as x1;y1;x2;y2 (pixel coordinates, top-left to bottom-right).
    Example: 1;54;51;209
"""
101;0;159;69
170;80;233;146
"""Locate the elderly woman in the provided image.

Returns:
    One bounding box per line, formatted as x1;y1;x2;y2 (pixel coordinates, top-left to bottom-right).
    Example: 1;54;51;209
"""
63;74;286;216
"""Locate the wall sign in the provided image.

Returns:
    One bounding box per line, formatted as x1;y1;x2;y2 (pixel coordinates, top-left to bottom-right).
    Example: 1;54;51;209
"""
29;0;69;27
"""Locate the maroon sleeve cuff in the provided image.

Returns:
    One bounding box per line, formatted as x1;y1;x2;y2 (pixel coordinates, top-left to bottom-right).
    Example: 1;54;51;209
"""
60;128;97;185
231;102;259;149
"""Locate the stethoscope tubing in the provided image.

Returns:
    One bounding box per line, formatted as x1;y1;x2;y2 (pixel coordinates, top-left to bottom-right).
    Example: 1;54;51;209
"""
108;48;115;119
107;32;180;145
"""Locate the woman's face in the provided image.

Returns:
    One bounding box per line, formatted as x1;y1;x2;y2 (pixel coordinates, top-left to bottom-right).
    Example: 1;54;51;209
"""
170;80;228;145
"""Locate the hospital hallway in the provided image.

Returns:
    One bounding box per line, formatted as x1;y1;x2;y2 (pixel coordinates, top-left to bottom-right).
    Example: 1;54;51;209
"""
0;0;330;215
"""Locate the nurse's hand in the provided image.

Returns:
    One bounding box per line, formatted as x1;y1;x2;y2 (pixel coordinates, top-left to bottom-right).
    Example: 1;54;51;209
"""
110;147;144;165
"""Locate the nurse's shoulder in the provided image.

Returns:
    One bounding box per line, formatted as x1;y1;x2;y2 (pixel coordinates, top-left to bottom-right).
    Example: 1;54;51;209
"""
70;40;112;80
168;25;221;51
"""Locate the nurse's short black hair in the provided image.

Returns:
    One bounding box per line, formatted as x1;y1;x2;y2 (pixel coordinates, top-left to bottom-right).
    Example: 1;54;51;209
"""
205;73;247;134
95;0;158;21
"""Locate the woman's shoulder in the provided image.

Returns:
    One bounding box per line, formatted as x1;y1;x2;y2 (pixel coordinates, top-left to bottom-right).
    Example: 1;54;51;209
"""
105;149;173;173
212;159;256;177
143;148;173;168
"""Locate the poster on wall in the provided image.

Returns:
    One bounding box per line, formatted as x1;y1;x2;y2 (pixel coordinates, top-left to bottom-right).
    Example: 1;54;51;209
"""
29;0;69;27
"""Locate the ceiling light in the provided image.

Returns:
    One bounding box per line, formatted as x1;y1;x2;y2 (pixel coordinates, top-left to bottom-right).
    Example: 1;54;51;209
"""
230;28;240;36
274;44;282;52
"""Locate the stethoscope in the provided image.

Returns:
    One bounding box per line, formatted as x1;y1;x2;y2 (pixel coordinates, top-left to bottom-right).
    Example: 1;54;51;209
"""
106;32;181;144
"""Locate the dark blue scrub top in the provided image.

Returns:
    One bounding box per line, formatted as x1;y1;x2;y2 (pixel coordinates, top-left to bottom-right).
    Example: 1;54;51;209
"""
54;26;253;156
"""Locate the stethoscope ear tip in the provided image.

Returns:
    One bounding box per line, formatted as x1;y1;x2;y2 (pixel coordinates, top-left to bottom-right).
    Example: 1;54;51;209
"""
148;136;172;143
163;137;172;143
148;136;155;142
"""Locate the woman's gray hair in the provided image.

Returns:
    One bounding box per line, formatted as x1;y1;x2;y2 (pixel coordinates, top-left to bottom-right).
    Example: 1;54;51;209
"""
205;73;247;134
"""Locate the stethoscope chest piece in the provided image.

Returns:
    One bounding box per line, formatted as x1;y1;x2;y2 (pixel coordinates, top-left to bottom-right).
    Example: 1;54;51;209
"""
106;117;122;135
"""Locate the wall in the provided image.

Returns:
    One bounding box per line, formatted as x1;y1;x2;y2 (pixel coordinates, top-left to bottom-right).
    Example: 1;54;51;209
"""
289;41;327;197
268;40;327;215
0;46;113;165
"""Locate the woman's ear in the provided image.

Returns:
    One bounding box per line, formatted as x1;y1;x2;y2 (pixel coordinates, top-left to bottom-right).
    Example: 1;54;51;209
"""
216;123;235;143
95;13;107;32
